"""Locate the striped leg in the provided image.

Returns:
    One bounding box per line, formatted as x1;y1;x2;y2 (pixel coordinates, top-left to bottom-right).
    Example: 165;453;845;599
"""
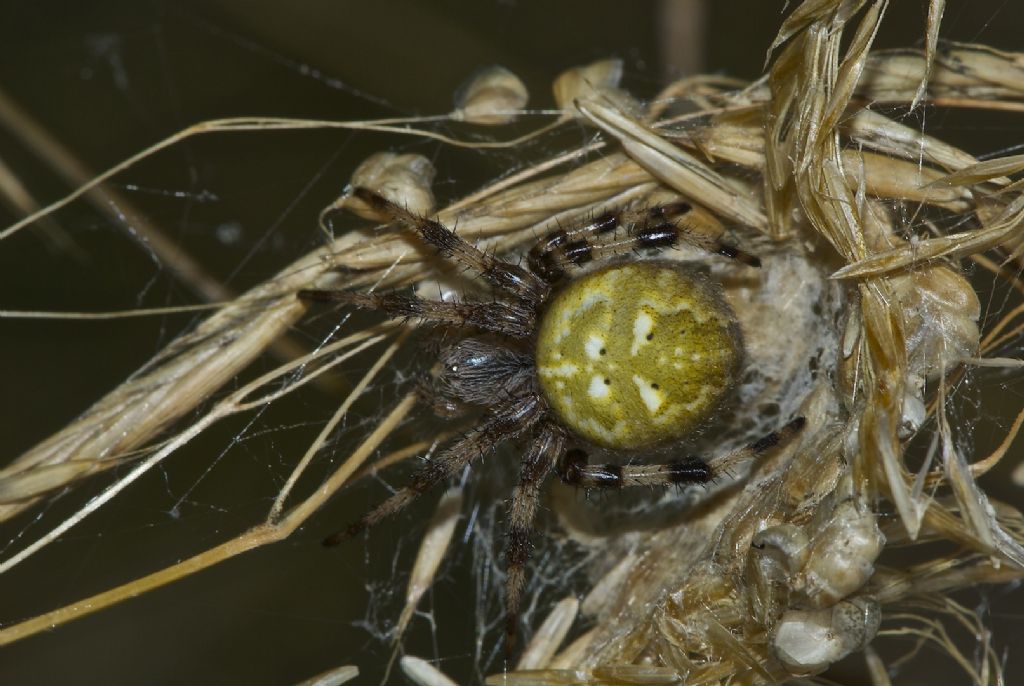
557;417;806;489
558;451;712;488
353;187;547;302
504;423;565;654
528;202;760;283
323;395;544;545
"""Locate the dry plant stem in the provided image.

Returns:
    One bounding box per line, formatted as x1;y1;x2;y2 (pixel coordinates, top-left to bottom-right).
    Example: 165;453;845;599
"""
917;296;1024;432
874;559;1024;605
859;43;1024;105
864;647;894;686
0;390;418;647
962;356;1024;368
392;488;463;643
0;113;565;242
980;300;1024;352
454;100;763;215
833;195;1024;279
399;656;460;686
291;664;359;686
575;99;768;230
0;85;227;302
0;154;78;254
383;488;463;683
0;326;394;575
515;597;579;671
917;406;1024;488
0;86;350;392
972;253;1024;298
926;97;1024;112
880;598;1002;685
914;0;945;109
0;302;229;319
349;429;462;484
0;276;315;520
939;374;1024;566
269;326;411;520
548;629;596;670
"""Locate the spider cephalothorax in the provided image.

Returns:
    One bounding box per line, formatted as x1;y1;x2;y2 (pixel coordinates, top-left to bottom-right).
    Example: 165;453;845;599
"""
299;187;804;650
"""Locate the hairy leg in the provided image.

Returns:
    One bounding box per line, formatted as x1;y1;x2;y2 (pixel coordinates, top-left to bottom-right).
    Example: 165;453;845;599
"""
528;201;760;282
323;394;544;545
557;416;806;489
354;187;548;302
504;422;565;654
298;289;534;339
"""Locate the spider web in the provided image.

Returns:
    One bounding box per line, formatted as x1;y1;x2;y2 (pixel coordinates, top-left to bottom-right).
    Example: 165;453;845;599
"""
1;2;1024;685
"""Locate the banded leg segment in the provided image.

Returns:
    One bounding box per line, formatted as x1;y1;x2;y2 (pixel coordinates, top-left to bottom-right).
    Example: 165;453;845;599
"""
558;452;712;488
354;188;547;302
323;395;544;545
529;201;760;282
298;289;534;339
557;416;806;489
504;423;565;653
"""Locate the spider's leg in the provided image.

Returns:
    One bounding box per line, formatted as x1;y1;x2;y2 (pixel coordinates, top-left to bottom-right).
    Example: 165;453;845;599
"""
558;451;712;488
528;202;760;283
557;416;806;489
504;422;565;655
323;395;544;545
353;187;547;302
298;289;533;339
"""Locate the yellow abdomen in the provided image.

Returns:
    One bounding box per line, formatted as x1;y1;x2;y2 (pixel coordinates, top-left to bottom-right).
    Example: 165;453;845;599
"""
535;262;741;449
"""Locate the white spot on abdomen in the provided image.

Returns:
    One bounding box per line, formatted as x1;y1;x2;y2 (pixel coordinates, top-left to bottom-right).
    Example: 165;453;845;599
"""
540;363;579;378
588;375;610;400
585;334;606;360
631;311;654;356
633;374;663;414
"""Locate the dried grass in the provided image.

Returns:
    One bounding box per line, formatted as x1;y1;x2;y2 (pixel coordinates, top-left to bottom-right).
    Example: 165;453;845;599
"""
2;1;1023;684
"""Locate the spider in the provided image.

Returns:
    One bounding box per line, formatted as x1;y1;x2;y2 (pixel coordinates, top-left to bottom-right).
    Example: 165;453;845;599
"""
299;187;806;652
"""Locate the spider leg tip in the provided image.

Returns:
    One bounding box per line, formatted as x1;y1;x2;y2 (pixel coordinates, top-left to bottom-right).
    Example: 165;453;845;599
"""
322;521;364;546
721;245;761;268
504;621;518;659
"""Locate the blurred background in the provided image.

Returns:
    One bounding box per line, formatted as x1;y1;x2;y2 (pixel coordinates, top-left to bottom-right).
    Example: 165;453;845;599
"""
1;1;1024;684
